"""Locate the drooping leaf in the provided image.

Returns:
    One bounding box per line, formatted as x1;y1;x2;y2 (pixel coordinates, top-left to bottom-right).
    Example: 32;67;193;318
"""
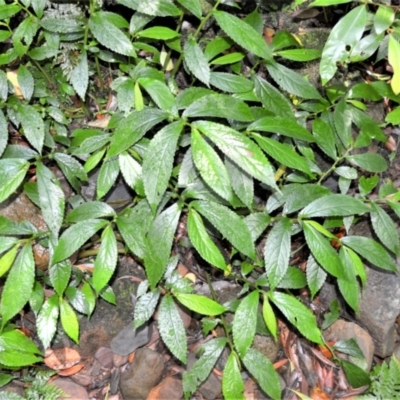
158;294;187;363
192;200;255;259
145;203;181;288
264;218;292;289
262;294;277;340
187;208;227;271
0;159;29;203
16;103;45;153
137;77;176;113
232;290;258;357
60;298;79;343
306;254;327;298
143;121;183;211
70;50;88;100
54;152;88;192
0;244;35;324
93;225;118;293
183;35;210;87
96;157;120;200
225;157;253;209
222;352;245;400
134;289;160;329
36;294;59;349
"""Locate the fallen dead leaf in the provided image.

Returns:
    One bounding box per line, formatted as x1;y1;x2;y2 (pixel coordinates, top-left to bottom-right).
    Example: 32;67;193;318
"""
44;348;81;370
57;362;85;376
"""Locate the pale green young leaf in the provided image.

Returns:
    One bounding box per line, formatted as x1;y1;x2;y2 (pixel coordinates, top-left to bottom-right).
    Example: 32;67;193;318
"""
89;12;135;56
145;203;181;288
119;152;142;188
158;294;187;363
49;260;71;296
210;52;244;65
242;348;281;400
187;208;227;271
183;36;210;86
303;221;342;278
374;5;395;34
175;293;227;315
346;153;388;173
248;116;315;142
143;121;183;211
116;0;181;16
60;298;79;343
36;162;65;236
0;329;41;355
275;48;321;62
214;11;272;61
253;134;312;175
225;157;253;209
244;212;271;242
341;236;397;272
0;110;7;158
67;201;115;222
300;194;369;218
183;338;227;397
0;245;19;278
138;26;179;40
16;103;45;153
93;225;118;293
191;128;232;201
137;77;176;113
264;218;292;289
254;75;293;119
96;157;120;200
0;4;22;20
223;352;245;400
389;35;400;95
306;254;327;298
177;0;202;19
70;50;88;100
371;202;399;255
267;62;321;99
0;158;29;203
320;5;367;85
262;294;277;340
232;291;258;357
17;65;34;101
82;282;96;317
36;294;59;349
192;200;255;259
183;93;253;122
193;121;277;190
53;219;108;264
209;72;254;93
0;244;35;324
134;289;160;329
270;291;322;343
338;247;359;312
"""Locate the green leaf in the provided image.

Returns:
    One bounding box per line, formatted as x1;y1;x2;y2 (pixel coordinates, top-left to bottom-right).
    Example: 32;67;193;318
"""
248;116;315;142
138;26;179;40
0;245;19;278
210;52;244;65
36;294;59;349
70;50;88;100
204;36;233;61
244;213;271;243
334;338;364;358
389;35;400;95
341;236;397;272
371;202;399;254
53;219;108;264
36;163;65;236
0;244;35;324
119;152;142;188
350;31;384;63
0;110;7;158
225;157;253;209
341;360;371;388
386;107;400;125
89;12;135;56
60;298;79;343
0;159;29;203
267;62;321;99
67;201;115;222
145;203;181;288
16;103;45;153
275;48;321;62
320;5;367;85
312;118;337;160
175;293;226;315
183;36;210;87
158;294;187;363
232;291;258;357
192;200;255;259
0;328;41;355
175;87;215;110
334;99;352;148
187;208;227;271
346;153;388;173
93;225;118;293
177;0;202;19
214;11;272;61
108;108;168;158
270;291;322;344
40;17;82;33
222;352;245;400
254;75;293;119
116;0;181;16
193;121;277;190
374;5;394;35
183;94;253;122
253;134;312;176
143;121;183;211
277;266;307;289
137;77;176;113
0;4;22;20
49;260;71;296
134;289;160;329
191;128;232;201
54;152;88;192
242;348;281;400
183;338;227;397
0;349;41;368
264;218;292;289
262;295;277;339
303;221;343;278
300;194;369;218
209;72;253;93
17;65;34;101
306;254;327;298
96;157;120;200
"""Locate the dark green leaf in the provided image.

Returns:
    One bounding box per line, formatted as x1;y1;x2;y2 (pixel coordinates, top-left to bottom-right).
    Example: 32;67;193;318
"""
209;72;254;93
67;201;116;223
184;35;210;87
40;17;82;33
341;360;371;388
204;36;233;61
282;184;331;214
137;77;176;113
334;338;364;358
277;266;307;289
244;212;271;242
134;289;160;329
225;157;253;209
275;48;321;62
312;118;337;159
222;352;245;400
177;0;202;19
17;65;34;101
70;50;88;100
371;202;399;254
306;254;327;298
346;153;388;173
16;103;45;153
97;157;120;200
175;87;215;110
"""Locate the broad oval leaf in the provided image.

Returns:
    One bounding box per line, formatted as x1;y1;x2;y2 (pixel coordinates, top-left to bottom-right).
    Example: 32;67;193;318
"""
183;35;210;87
96;157;120;200
36;294;59;349
222;352;245;400
209;72;254;93
374;5;394;35
49;260;71;297
134;289;160;330
137;77;176;114
60;298;79;343
175;293;227;316
70;50;88;100
346;153;388;173
0;159;29;203
66;201;116;222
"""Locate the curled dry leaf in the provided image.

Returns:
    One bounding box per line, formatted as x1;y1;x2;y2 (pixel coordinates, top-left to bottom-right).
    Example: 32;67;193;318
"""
57;362;85;376
44;347;81;370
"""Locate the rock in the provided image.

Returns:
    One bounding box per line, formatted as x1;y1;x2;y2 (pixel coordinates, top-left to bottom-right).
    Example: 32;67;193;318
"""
323;320;374;371
95;347;114;368
119;348;164;400
113;354;128;367
253;334;280;363
52;378;89;400
146;377;183;400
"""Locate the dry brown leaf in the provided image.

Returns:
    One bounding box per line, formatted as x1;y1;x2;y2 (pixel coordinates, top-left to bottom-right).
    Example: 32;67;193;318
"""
44;348;81;370
57;362;85;376
310;387;332;400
